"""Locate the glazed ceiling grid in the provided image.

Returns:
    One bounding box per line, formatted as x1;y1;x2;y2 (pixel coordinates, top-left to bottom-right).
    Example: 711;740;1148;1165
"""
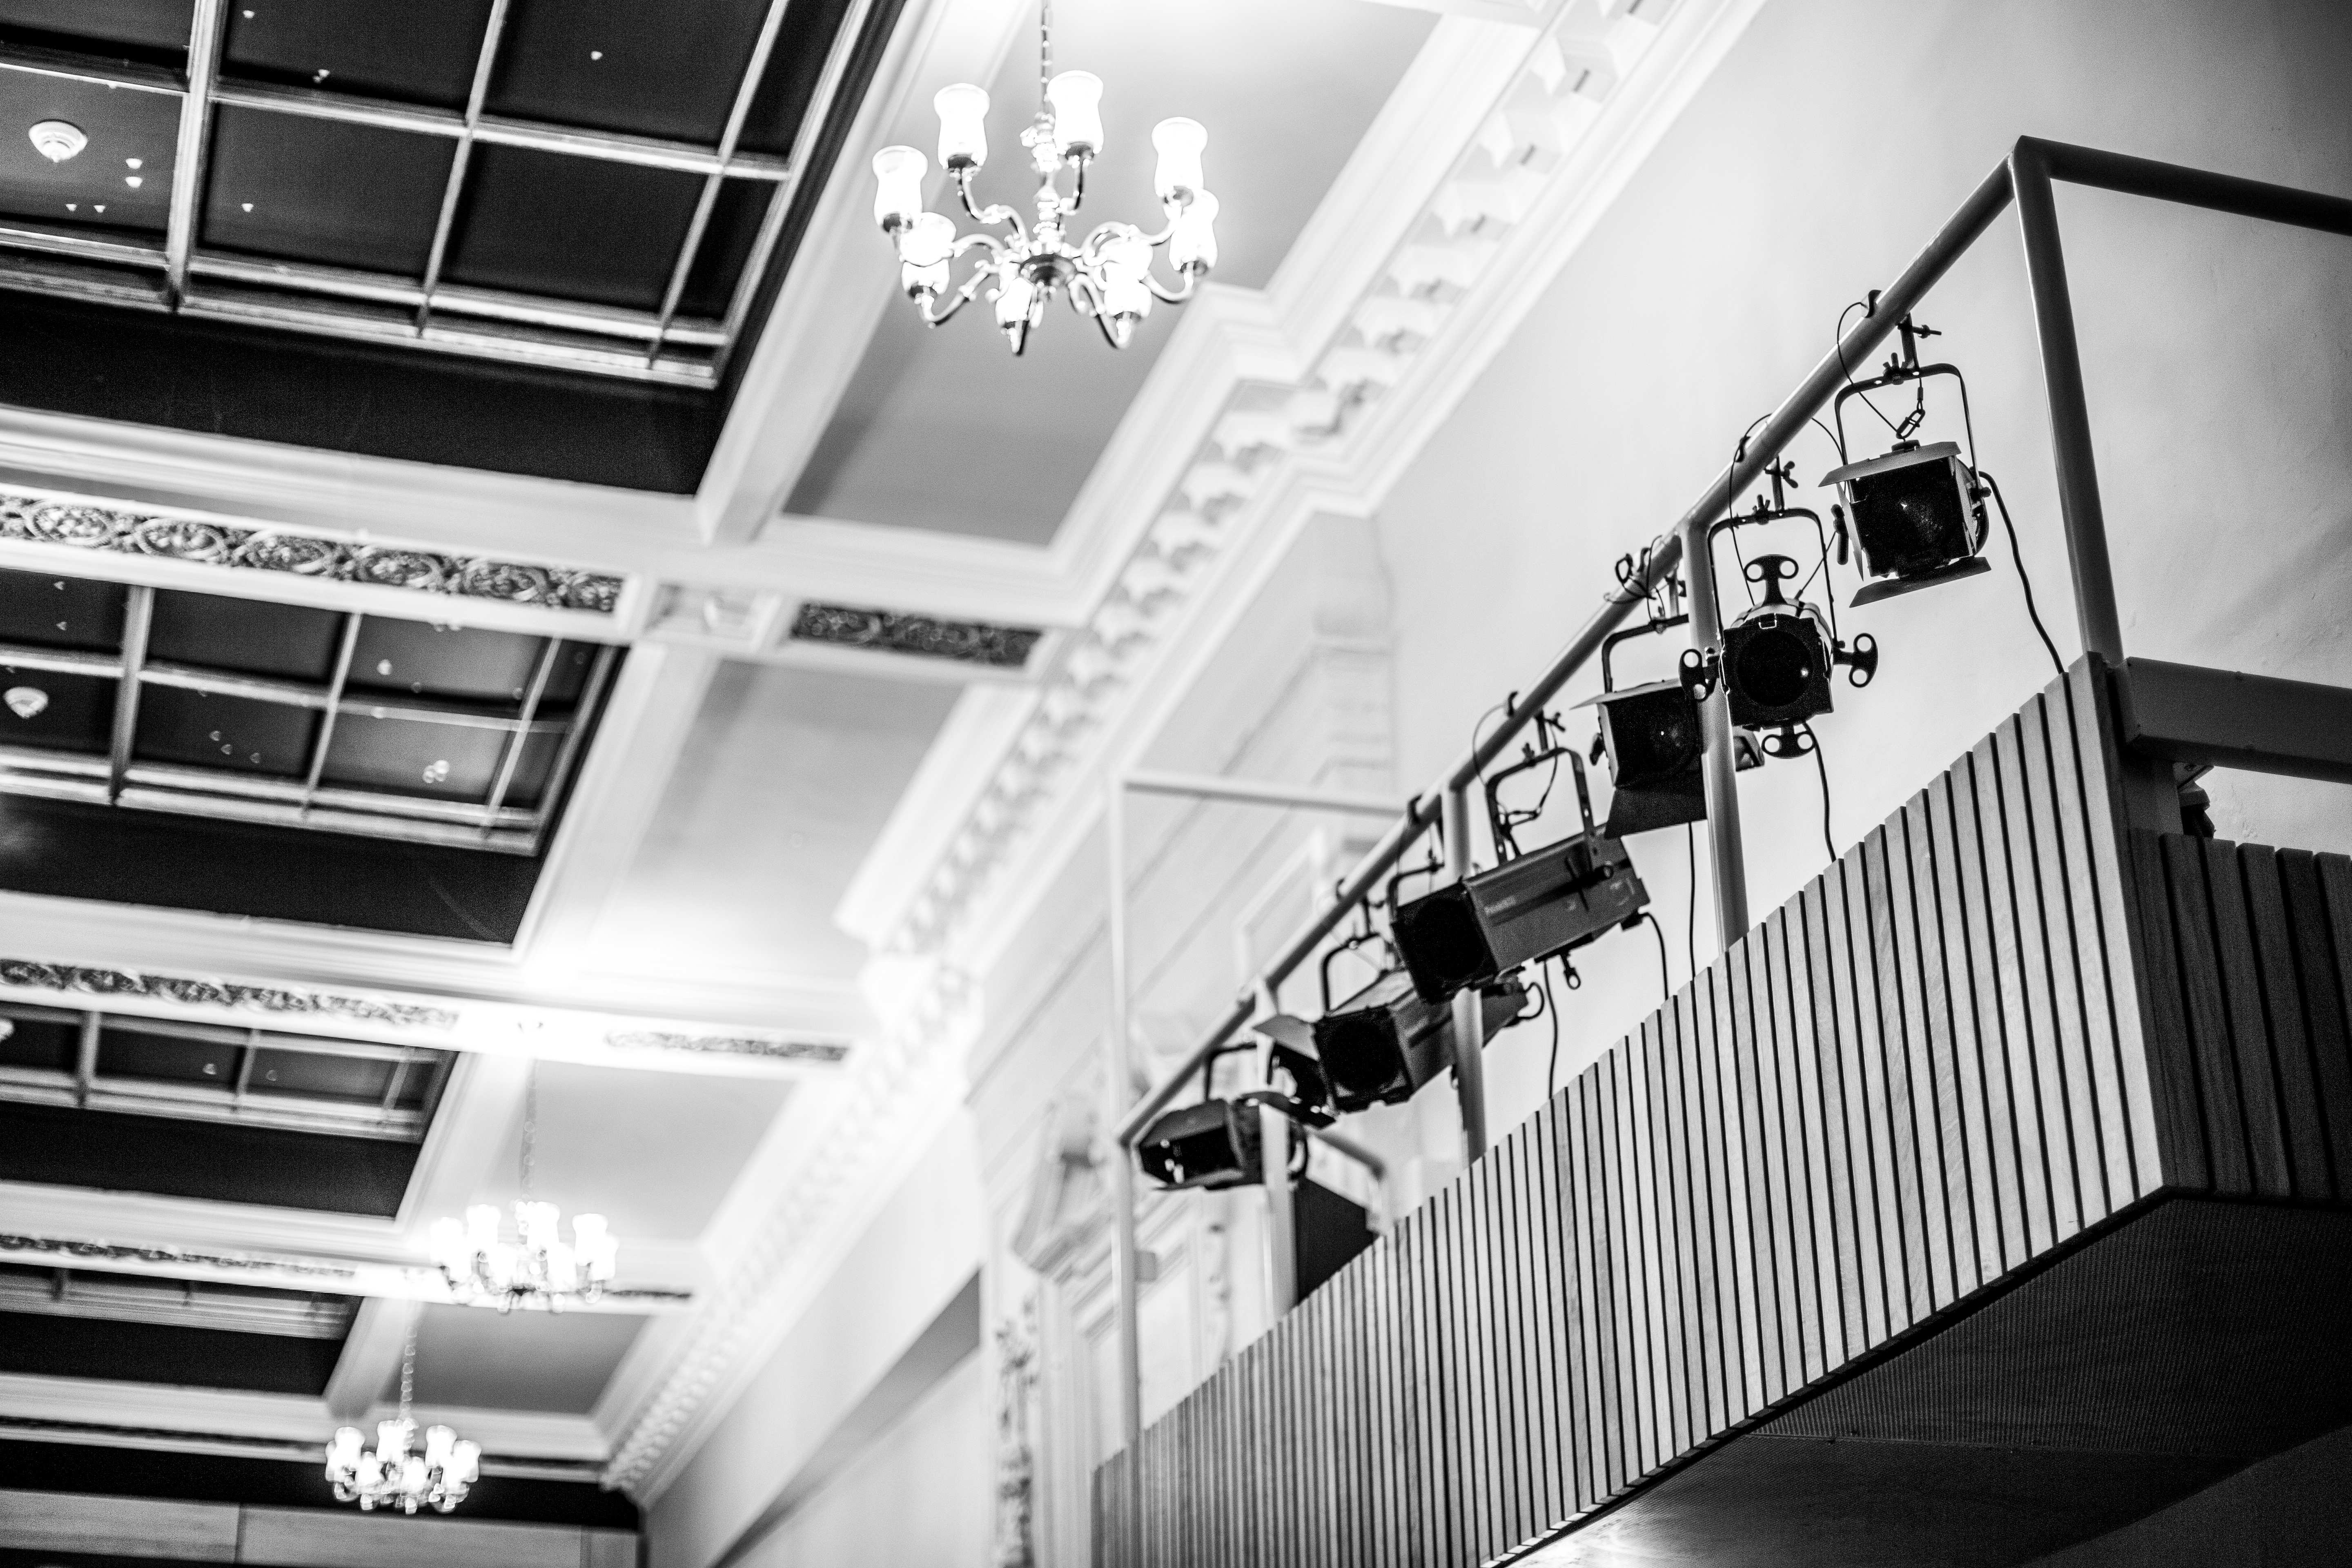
0;0;863;383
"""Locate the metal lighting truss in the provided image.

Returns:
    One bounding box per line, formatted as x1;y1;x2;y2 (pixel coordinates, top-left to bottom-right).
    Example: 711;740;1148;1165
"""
0;998;453;1140
0;0;880;384
0;584;618;853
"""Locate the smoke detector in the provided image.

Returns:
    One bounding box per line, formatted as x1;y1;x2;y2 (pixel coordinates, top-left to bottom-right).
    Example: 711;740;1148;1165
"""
29;120;86;164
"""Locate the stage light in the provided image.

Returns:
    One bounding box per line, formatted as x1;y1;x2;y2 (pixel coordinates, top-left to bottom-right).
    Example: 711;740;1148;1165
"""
1136;1098;1266;1191
1578;617;1761;837
1311;940;1530;1114
1821;314;1993;606
1682;554;1876;759
1391;725;1650;1003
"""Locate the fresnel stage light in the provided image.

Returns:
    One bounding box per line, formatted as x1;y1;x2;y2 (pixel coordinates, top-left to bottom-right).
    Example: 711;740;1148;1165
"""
869;2;1217;353
1819;314;1995;606
1135;1040;1330;1193
1308;909;1529;1115
1579;612;1761;838
1391;718;1650;1004
1680;463;1877;759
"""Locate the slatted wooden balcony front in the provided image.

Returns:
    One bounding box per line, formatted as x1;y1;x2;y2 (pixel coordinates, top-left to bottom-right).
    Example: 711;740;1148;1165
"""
1094;657;2352;1568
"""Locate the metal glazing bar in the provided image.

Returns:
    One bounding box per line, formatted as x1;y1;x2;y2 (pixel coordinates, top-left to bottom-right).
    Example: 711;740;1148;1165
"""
2009;140;2121;664
482;636;561;825
107;588;153;802
1443;784;1488;1163
0;646;120;679
0;47;181;95
650;0;800;360
165;0;230;304
530;643;619;830
714;0;882;373
380;1054;412;1114
73;1014;99;1107
230;1032;258;1103
188;253;728;343
0;223;167;270
205;82;791;179
300;613;362;811
417;0;515;335
141;663;328;709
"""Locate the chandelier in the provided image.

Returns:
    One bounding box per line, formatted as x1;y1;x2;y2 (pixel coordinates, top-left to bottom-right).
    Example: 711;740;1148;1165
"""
429;1067;617;1312
868;1;1219;353
326;1325;477;1513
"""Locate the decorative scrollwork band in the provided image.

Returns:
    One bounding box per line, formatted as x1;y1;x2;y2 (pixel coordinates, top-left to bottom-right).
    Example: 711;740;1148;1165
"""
791;602;1041;668
0;1233;356;1280
0;496;624;615
0;959;458;1031
605;1029;850;1064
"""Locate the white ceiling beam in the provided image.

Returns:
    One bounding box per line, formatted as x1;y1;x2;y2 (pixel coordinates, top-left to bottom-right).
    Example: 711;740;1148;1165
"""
323;1296;419;1422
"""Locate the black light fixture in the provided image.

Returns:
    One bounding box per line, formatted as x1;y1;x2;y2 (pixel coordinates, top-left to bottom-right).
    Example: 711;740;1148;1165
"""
1135;1037;1330;1192
1819;314;1993;607
1391;722;1649;1004
1311;940;1530;1114
1679;463;1877;759
1577;616;1761;837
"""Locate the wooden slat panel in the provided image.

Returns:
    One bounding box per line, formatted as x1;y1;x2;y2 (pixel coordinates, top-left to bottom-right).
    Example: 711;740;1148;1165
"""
0;1490;238;1561
1099;662;2352;1568
240;1508;584;1568
2240;846;2331;1198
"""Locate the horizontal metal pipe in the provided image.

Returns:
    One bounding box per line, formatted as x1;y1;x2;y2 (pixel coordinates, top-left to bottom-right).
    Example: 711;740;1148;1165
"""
1122;768;1403;817
1307;1123;1388;1182
2039;136;2352;238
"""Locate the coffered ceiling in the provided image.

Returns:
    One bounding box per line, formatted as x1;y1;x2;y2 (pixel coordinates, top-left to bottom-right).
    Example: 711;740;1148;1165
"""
0;0;1750;1515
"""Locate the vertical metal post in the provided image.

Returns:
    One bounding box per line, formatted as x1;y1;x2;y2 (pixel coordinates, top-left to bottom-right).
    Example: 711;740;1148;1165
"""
1256;980;1297;1316
1681;516;1750;950
2010;143;2127;664
1441;784;1489;1162
1103;779;1145;1463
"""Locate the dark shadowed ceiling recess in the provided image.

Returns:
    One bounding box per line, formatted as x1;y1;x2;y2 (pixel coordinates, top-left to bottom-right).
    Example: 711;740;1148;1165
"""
0;0;905;486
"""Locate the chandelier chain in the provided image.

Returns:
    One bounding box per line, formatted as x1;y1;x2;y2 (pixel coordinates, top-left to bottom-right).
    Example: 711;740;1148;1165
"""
399;1321;416;1417
1038;0;1050;105
520;1065;535;1199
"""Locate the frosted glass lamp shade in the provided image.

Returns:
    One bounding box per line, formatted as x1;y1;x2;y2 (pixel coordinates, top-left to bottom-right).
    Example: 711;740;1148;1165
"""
1171;191;1219;274
897;211;955;268
1151;118;1207;203
451;1440;481;1483
378;1420;408;1460
424;1425;455;1467
933;84;989;169
328;1427;363;1466
428;1216;467;1267
870;145;928;231
464;1205;500;1247
1045;71;1104;157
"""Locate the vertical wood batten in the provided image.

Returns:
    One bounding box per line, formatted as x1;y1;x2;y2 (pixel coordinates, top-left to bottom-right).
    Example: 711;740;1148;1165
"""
1097;661;2352;1568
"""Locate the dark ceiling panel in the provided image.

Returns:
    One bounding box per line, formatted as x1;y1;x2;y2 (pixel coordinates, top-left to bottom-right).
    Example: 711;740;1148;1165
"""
486;0;768;145
0;292;719;488
0;1437;642;1528
0;1005;75;1071
202;106;453;277
0;1;192;54
0;666;114;754
442;143;699;311
0;1102;419;1212
0;567;126;650
677;177;768;319
347;619;543;706
0;68;176;235
0;1307;345;1394
735;0;855;156
223;0;494;110
147;590;343;683
132;686;320;778
0;791;544;938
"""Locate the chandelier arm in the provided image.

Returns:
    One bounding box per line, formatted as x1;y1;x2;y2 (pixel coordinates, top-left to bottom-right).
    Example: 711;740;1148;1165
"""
956;170;1022;230
1068;156;1089;216
1144;268;1200;305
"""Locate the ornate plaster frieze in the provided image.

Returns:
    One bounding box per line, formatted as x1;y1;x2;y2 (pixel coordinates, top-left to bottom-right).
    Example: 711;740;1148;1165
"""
882;0;1708;960
0;492;624;614
0;958;458;1031
604;1029;850;1065
790;602;1043;668
0;1233;356;1281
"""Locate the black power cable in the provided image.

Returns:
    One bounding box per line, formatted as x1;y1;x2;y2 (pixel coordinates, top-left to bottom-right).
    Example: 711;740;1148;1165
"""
1639;912;1673;1003
1979;469;2066;678
1541;960;1563;1101
1802;723;1835;864
1684;823;1697;982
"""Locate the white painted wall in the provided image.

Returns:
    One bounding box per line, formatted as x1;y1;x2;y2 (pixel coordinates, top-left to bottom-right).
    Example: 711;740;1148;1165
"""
647;1116;986;1568
1372;0;2352;1149
724;1352;991;1568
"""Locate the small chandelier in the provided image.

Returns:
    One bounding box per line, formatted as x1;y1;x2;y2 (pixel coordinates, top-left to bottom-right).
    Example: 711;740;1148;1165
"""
326;1325;478;1513
429;1066;617;1312
869;1;1219;353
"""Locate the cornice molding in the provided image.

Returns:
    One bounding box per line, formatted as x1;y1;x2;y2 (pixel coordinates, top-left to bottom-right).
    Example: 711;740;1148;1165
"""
861;0;1772;966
